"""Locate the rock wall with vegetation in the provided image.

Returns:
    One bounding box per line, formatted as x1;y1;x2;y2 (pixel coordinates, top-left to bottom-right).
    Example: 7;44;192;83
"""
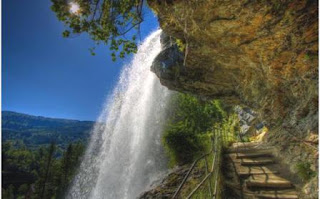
148;0;318;196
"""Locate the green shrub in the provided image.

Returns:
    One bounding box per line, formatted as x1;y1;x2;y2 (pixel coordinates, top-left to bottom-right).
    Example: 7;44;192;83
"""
240;136;250;142
176;39;186;52
295;162;316;181
163;124;203;166
162;93;226;166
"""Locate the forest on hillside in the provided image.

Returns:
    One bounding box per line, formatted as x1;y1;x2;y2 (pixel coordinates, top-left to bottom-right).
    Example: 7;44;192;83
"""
2;111;94;152
2;112;94;198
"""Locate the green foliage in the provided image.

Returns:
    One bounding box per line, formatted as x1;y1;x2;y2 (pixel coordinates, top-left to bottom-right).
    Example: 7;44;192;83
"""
2;141;85;198
240;136;250;142
295;161;316;182
3;185;14;199
17;184;28;196
219;113;239;146
164;122;204;165
304;54;310;60
304;53;317;61
171;94;225;134
2;112;90;198
176;39;186;52
50;0;144;60
163;93;226;166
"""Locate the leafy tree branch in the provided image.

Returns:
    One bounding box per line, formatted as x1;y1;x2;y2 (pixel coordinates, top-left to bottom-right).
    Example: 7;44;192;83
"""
51;0;145;61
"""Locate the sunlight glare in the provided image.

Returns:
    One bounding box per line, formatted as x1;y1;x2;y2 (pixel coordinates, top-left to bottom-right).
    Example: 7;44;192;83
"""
69;2;80;14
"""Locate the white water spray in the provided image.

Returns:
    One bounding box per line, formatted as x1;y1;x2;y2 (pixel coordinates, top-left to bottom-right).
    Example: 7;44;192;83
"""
67;30;172;199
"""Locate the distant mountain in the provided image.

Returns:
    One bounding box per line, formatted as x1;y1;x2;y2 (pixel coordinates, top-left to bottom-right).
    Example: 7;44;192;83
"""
2;111;95;150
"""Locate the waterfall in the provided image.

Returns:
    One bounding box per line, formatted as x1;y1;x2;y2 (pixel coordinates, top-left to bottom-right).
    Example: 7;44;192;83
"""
67;30;172;199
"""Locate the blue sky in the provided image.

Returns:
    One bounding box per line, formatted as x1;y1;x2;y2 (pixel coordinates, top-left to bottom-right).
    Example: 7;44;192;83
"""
2;0;159;121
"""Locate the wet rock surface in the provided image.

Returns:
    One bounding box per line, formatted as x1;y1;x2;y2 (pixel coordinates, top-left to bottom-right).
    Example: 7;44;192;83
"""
139;166;189;199
151;33;184;88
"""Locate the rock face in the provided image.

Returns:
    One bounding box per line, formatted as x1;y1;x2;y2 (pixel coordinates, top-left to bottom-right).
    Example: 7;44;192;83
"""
152;31;241;104
139;166;189;199
151;33;185;93
148;0;318;196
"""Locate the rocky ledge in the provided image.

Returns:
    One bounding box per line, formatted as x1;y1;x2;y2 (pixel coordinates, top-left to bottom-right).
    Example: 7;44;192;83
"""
139;166;189;199
148;0;318;197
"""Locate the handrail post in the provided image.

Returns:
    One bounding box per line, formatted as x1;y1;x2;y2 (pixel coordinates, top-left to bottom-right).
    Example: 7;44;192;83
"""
204;156;213;197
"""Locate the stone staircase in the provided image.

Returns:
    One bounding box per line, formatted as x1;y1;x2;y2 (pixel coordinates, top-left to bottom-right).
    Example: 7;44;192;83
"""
225;142;299;199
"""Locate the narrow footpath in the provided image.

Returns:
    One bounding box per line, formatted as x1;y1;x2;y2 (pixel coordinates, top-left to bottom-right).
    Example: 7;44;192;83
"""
224;142;299;199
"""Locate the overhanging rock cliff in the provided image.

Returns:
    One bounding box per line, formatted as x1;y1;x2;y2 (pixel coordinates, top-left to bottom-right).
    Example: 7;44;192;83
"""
148;0;318;196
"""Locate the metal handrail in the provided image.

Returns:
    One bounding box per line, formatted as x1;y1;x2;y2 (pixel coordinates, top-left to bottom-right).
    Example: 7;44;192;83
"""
186;135;221;199
171;151;212;199
172;128;226;199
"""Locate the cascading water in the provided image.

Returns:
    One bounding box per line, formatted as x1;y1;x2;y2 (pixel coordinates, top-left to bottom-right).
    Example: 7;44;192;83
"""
67;30;172;199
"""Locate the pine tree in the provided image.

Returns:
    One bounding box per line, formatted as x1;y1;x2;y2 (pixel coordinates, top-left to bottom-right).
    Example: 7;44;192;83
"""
39;142;56;199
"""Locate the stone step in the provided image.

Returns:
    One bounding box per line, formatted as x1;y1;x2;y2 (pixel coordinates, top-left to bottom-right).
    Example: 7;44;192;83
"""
225;141;298;199
226;151;274;161
235;152;273;159
232;142;261;149
241;157;275;166
227;142;261;153
242;189;298;199
256;193;298;199
235;164;279;177
227;146;273;153
246;174;293;189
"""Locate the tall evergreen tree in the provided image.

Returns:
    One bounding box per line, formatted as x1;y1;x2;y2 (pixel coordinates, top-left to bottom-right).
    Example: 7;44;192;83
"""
62;144;73;189
39;142;56;199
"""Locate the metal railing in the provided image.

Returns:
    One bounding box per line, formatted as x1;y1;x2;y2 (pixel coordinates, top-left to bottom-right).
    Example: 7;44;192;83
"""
172;127;230;199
